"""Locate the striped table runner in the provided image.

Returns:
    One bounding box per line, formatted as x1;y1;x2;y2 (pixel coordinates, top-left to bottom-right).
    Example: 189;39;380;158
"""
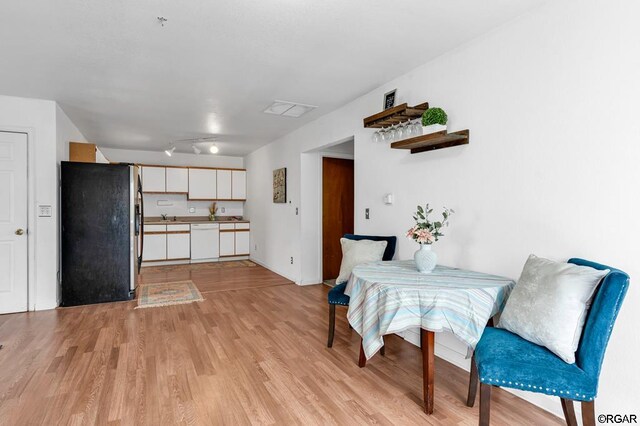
345;260;515;360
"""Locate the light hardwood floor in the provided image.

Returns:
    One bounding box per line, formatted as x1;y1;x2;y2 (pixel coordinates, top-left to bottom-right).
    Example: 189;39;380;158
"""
0;262;562;425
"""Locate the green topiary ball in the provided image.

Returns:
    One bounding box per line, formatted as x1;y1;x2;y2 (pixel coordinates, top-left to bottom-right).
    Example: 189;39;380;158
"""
422;107;448;126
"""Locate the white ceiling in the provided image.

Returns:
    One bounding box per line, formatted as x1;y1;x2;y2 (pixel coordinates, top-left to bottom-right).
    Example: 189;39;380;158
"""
0;0;542;156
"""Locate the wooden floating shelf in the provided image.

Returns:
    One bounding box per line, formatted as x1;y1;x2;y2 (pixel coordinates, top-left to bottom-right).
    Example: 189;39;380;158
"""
390;130;469;154
363;102;429;128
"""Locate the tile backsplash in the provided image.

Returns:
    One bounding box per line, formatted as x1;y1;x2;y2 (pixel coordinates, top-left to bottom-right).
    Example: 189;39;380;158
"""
144;194;243;218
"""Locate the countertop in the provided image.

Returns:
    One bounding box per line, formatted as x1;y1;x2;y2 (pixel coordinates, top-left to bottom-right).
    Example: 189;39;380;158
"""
144;216;249;225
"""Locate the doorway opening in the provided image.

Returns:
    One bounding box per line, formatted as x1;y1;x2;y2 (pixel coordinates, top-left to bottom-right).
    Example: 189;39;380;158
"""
321;141;354;283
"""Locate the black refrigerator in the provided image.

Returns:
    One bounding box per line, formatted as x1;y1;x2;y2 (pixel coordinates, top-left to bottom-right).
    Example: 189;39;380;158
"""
60;162;144;306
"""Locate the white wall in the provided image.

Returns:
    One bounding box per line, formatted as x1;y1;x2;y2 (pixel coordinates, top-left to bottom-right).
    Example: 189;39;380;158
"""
0;95;59;310
101;147;244;169
56;105;87;164
245;0;640;417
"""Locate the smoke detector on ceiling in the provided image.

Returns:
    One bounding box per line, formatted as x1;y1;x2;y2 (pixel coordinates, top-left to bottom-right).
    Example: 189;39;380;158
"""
263;100;318;118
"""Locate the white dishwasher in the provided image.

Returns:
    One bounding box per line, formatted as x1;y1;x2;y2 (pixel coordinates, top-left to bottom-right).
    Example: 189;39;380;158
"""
190;223;220;261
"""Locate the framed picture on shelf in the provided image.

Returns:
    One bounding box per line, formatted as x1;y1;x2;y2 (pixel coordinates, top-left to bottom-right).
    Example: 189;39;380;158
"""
383;89;397;110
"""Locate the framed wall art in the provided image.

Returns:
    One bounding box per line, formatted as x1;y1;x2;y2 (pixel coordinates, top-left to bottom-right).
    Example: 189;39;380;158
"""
273;167;287;203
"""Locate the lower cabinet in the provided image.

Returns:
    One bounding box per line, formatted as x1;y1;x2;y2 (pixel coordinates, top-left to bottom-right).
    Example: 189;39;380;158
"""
235;231;250;255
143;222;249;263
219;228;250;257
143;234;167;261
167;233;190;259
219;231;235;257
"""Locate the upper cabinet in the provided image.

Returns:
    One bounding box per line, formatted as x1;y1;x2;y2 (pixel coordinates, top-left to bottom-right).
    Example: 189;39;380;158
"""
165;167;188;193
140;165;246;200
141;166;166;193
216;170;232;200
188;168;217;200
232;170;246;200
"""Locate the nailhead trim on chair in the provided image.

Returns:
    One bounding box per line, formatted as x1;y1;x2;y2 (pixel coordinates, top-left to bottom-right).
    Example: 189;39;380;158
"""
481;377;594;401
329;301;349;306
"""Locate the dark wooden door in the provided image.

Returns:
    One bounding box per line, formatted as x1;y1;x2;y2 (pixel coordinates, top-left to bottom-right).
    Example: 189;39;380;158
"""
322;157;354;280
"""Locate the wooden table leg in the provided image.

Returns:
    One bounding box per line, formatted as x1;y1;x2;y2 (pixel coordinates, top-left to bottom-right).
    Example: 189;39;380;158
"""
358;339;367;368
421;329;435;414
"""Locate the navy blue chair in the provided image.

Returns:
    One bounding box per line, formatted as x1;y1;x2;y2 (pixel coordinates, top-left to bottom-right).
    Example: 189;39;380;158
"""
326;234;397;348
467;258;630;426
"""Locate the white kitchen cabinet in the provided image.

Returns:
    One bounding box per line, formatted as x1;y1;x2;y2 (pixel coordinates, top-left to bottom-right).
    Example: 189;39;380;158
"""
167;233;190;259
216;170;232;199
188;168;217;200
141;166;166;193
234;230;250;255
166;167;188;193
219;231;235;256
143;233;167;261
231;170;246;200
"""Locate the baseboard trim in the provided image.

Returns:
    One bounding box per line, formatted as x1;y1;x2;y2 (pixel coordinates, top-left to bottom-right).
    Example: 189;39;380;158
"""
249;257;298;283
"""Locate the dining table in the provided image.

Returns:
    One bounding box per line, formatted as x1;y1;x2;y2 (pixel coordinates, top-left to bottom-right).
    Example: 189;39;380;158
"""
344;259;515;414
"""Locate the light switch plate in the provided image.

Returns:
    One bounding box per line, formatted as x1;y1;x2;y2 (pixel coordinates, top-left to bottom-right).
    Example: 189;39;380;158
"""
38;205;52;217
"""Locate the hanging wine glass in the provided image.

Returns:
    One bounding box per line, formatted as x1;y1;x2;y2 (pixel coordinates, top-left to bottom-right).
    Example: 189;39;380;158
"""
413;119;423;136
408;119;418;137
372;130;381;143
396;122;406;140
389;124;398;141
381;127;390;143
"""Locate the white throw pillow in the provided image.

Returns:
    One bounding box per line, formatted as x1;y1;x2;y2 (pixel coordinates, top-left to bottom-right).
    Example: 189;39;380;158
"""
336;238;388;284
497;254;609;364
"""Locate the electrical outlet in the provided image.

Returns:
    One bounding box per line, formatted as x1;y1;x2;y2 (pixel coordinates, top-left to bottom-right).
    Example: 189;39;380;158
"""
295;207;298;215
188;207;195;213
365;208;370;219
290;257;294;264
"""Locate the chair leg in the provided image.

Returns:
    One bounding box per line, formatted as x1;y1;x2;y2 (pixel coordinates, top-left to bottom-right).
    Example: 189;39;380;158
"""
560;398;577;426
327;304;336;348
467;353;478;407
581;401;595;426
479;383;491;426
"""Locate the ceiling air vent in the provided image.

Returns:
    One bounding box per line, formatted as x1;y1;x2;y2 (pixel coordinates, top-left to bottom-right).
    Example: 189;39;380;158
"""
263;100;317;118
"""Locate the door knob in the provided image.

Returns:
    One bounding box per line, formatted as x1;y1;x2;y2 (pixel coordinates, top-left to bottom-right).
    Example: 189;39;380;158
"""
15;228;24;236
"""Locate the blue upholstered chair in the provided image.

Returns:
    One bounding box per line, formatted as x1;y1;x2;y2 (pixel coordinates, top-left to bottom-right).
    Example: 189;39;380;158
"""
326;234;397;348
467;258;630;426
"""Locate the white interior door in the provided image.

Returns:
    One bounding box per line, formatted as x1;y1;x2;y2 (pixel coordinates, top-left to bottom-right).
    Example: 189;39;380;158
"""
0;132;28;314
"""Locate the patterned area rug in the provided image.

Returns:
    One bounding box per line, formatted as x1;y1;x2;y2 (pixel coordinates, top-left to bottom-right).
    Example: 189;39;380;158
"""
147;260;257;272
136;280;204;309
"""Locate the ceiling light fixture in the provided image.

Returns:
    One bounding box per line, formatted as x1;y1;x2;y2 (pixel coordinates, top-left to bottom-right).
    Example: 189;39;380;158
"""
263;100;318;118
209;145;219;154
164;146;176;156
192;145;202;155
